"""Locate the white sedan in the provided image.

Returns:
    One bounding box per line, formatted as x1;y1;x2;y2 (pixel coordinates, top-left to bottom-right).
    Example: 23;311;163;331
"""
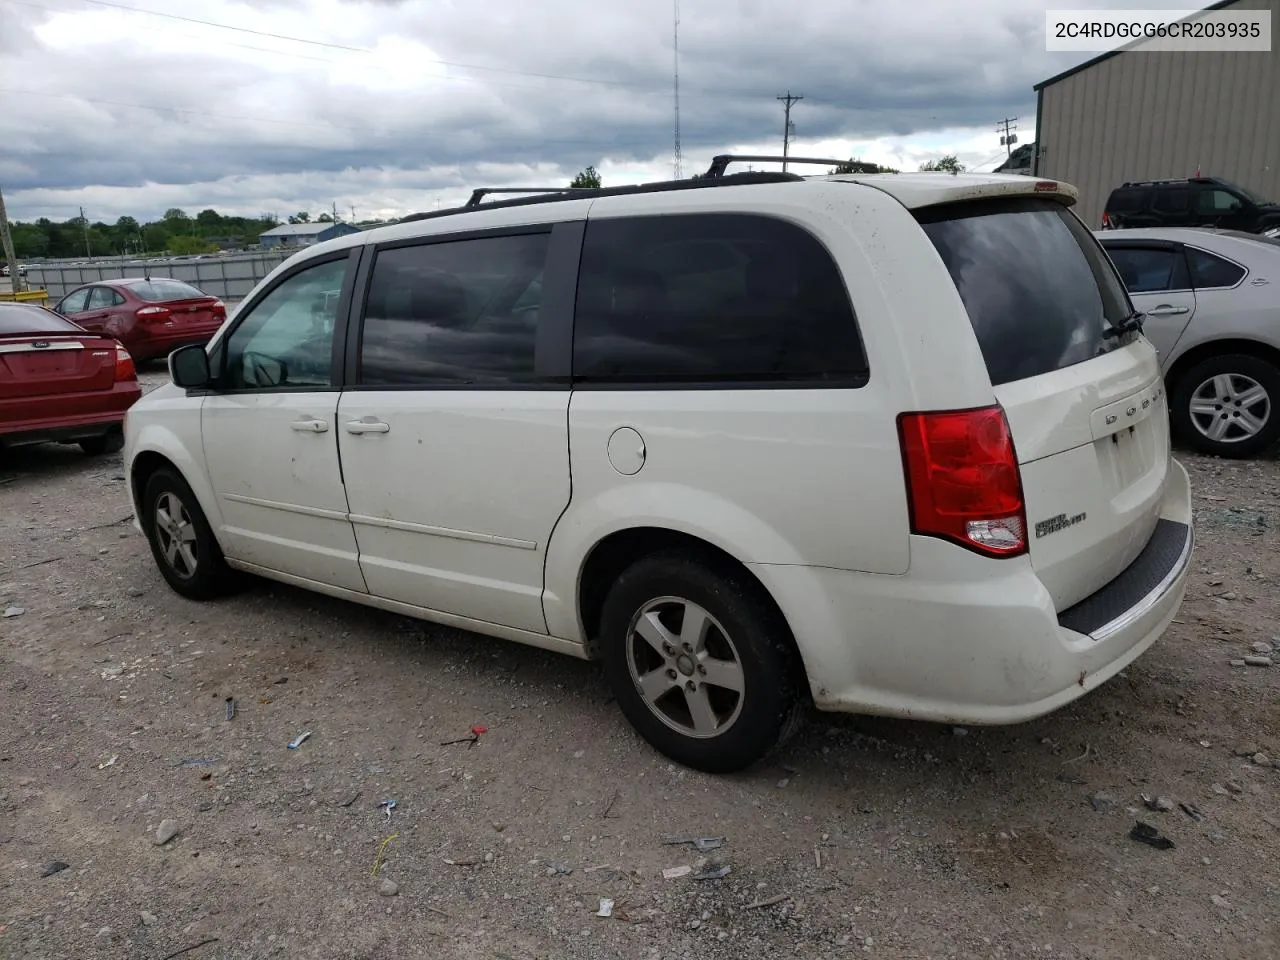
1096;227;1280;458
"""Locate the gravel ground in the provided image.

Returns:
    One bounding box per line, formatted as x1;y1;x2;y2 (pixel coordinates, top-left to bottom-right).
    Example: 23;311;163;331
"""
1;370;1278;960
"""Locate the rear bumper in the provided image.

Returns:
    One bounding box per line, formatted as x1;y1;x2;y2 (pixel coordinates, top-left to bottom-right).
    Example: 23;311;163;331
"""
751;458;1194;725
1;383;142;446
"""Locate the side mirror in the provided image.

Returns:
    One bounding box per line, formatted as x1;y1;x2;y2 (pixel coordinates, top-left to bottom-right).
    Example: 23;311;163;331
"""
169;344;211;389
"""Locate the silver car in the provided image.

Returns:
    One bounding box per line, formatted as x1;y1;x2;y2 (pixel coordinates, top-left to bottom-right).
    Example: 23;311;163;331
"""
1096;227;1280;459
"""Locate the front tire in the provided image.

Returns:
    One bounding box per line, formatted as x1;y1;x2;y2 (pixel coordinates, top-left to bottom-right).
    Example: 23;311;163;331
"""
143;468;236;600
598;552;805;773
1171;354;1280;458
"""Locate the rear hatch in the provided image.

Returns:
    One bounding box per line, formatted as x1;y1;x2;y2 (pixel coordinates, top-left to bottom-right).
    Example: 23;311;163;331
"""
917;197;1168;611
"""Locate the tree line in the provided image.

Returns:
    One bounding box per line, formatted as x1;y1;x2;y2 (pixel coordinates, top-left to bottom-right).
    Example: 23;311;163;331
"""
7;208;283;260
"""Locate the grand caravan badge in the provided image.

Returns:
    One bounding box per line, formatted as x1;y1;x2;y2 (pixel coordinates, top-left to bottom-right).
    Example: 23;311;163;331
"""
1035;511;1087;539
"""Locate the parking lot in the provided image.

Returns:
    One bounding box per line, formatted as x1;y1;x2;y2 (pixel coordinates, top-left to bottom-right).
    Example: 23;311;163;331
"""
0;364;1277;960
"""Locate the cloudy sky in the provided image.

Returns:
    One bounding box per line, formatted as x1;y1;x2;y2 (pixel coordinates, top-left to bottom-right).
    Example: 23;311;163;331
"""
0;0;1199;223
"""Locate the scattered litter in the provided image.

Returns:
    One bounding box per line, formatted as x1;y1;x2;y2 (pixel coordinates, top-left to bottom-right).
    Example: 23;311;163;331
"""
41;861;70;878
596;898;614;918
664;836;725;852
442;856;480;866
661;865;692;880
176;758;218;768
1180;802;1205;822
1142;795;1174;812
1199;741;1212;748
370;833;397;876
692;863;732;881
1129;822;1175;850
814;846;823;869
97;755;119;770
601;790;621;819
3;606;25;619
287;731;312;750
745;893;792;910
378;799;397;820
338;791;361;808
441;725;487;748
545;861;573;876
224;697;235;721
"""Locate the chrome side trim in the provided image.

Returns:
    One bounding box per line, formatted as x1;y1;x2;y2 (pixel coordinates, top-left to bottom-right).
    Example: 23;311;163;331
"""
1090;520;1194;641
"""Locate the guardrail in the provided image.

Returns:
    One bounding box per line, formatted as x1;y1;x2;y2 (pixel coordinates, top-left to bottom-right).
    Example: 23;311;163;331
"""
0;289;50;305
26;250;294;300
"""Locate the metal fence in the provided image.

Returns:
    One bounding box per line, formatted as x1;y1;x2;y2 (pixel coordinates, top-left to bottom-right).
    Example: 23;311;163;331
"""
25;250;294;300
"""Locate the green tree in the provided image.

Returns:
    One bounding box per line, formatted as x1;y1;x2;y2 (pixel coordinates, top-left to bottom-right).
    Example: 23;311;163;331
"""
317;212;333;222
287;211;311;224
920;155;965;174
569;166;602;189
169;235;218;255
196;208;222;228
163;208;190;221
830;159;899;174
143;224;170;252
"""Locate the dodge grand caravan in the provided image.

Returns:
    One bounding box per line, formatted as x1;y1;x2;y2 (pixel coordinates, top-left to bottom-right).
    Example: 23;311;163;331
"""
123;160;1194;773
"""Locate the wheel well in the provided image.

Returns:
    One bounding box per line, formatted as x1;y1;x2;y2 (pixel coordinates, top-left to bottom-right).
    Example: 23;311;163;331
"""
129;451;178;517
1166;338;1280;396
577;527;807;679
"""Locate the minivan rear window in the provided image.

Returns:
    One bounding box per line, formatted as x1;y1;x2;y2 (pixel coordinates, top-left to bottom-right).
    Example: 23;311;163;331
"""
917;198;1131;387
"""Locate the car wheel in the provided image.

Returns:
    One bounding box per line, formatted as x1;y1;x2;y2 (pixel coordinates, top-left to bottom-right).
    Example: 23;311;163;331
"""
1171;354;1280;458
143;468;236;600
598;551;805;773
79;431;124;456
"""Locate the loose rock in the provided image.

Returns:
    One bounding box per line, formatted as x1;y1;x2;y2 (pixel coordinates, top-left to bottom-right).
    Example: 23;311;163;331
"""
154;819;180;845
1234;743;1260;757
378;879;399;897
3;606;25;618
1244;656;1273;667
1090;793;1116;812
139;911;158;927
1251;641;1274;656
1252;753;1272;768
40;861;70;878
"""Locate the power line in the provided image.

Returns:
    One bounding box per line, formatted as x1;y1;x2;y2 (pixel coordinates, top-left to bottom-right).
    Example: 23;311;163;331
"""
777;92;802;172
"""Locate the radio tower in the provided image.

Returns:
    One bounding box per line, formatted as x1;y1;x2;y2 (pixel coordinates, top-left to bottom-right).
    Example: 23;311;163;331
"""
673;0;682;178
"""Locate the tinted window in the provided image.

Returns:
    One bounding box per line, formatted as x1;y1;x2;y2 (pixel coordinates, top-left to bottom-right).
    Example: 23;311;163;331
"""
87;287;115;309
0;303;81;335
1188;247;1246;288
573;214;865;383
359;233;549;386
1153;187;1190;213
223;257;346;390
58;289;89;314
1198;189;1244;214
918;199;1128;388
1107;188;1144;213
1104;246;1180;293
127;279;207;302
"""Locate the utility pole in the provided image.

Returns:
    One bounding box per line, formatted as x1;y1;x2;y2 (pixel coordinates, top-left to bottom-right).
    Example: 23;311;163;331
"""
777;92;803;172
80;206;91;258
997;117;1018;157
0;184;24;293
332;201;338;223
672;0;682;178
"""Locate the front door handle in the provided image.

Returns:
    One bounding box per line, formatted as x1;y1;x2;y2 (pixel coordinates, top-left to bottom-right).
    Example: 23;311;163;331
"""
290;417;329;433
1146;305;1189;316
345;419;390;435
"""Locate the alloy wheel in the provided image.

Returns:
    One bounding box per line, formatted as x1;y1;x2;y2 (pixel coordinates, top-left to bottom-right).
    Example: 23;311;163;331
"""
154;491;198;579
1188;373;1271;444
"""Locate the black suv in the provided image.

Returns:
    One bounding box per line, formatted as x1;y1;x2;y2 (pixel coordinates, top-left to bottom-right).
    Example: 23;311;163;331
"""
1101;176;1280;233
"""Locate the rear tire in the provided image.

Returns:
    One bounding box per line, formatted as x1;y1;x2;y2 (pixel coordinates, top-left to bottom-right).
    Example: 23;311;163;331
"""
142;467;237;600
79;431;124;456
598;551;805;773
1171;354;1280;459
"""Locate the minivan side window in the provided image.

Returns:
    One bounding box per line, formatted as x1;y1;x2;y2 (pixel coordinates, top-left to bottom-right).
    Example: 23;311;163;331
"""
222;257;347;390
572;213;866;384
1187;247;1246;289
358;232;550;387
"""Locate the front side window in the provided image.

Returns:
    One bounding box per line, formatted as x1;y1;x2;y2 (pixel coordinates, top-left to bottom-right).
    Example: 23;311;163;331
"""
222;257;347;390
358;232;549;387
1104;246;1181;293
1199;189;1243;214
1188;247;1246;288
572;213;866;383
918;199;1129;388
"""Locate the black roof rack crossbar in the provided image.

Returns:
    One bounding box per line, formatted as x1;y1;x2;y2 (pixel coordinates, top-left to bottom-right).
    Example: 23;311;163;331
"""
701;154;847;178
398;171;803;224
466;187;598;207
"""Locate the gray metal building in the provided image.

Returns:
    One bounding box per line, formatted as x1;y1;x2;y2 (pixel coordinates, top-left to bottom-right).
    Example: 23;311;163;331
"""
259;221;360;249
1033;0;1280;227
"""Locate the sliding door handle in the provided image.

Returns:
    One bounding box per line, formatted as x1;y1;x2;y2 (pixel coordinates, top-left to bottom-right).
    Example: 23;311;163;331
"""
345;419;390;435
290;417;329;433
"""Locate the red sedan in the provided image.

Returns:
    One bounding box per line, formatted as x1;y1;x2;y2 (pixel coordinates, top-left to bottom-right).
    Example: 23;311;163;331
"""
53;277;227;363
0;302;141;455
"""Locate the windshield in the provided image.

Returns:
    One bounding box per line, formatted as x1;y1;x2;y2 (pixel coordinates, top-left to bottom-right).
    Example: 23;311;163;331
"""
0;303;83;335
917;198;1131;388
126;279;208;302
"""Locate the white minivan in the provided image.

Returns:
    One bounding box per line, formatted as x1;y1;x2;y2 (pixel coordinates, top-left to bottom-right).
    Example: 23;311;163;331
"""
124;161;1194;773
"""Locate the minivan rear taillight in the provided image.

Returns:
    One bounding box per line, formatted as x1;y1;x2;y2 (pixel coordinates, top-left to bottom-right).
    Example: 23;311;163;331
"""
114;343;136;382
897;405;1027;558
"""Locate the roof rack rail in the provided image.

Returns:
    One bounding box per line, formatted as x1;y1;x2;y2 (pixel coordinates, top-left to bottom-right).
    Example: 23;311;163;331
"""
466;187;597;207
700;154;847;178
397;170;803;224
